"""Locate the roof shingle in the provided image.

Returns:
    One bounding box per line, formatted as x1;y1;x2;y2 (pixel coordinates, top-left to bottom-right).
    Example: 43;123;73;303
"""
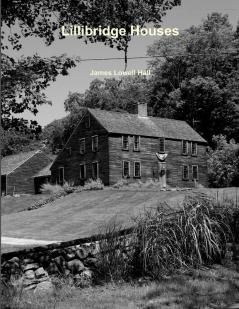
88;108;207;143
1;150;41;175
33;162;53;178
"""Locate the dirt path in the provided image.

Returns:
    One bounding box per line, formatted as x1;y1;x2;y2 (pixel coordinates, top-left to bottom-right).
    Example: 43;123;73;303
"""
1;237;60;246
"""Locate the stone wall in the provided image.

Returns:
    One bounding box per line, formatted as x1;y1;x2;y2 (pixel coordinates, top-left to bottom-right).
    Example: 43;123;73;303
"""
1;230;131;292
1;229;239;293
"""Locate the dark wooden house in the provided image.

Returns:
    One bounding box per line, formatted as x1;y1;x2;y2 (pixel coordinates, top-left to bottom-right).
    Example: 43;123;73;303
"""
1;150;52;195
51;104;208;188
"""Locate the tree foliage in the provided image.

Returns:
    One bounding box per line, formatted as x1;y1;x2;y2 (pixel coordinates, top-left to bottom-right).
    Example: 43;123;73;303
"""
43;76;150;151
207;135;239;187
0;126;44;157
64;77;150;113
1;54;78;131
147;13;239;143
1;0;181;156
2;0;181;51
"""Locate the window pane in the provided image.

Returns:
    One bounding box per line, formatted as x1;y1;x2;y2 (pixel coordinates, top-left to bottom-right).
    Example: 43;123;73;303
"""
134;136;140;150
80;139;85;154
80;165;85;179
192;142;197;155
92;162;98;179
159;138;165;152
182;141;188;154
123;161;130;177
122;136;129;150
182;165;189;180
192;166;198;179
92;136;98;152
59;168;64;184
134;162;141;177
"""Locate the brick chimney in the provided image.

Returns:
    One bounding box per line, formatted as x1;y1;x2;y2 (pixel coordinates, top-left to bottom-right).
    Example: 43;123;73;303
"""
138;103;148;118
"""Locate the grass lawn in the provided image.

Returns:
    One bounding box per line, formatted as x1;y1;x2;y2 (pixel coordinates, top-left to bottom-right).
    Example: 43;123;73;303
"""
2;265;239;309
1;194;51;215
1;189;187;241
1;187;238;253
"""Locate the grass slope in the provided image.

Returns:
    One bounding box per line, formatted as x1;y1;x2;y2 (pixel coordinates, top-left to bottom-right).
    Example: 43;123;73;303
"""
1;187;238;253
2;189;186;241
1;194;51;215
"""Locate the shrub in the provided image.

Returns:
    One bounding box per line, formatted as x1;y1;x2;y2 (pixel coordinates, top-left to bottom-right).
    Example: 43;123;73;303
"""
97;221;134;282
63;181;75;194
40;183;65;195
112;179;129;188
83;178;104;191
112;178;164;190
131;193;233;278
207;135;239;187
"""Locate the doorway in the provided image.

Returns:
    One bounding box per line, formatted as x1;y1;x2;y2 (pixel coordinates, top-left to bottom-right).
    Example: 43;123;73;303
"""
1;175;6;196
158;162;166;188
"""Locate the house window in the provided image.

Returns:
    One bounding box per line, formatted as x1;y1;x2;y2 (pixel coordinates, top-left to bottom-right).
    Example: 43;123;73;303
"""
66;147;72;157
122;135;129;150
134;161;141;178
79;138;85;154
58;167;64;185
192;165;198;180
92;135;98;152
85;114;90;128
191;142;197;156
182;165;189;180
80;164;86;179
92;162;99;179
182;140;188;155
159;137;165;153
133;136;140;151
122;161;130;178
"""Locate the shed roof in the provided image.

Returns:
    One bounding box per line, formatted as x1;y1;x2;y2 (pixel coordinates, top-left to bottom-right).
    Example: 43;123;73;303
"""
88;108;207;143
1;150;42;176
33;162;53;178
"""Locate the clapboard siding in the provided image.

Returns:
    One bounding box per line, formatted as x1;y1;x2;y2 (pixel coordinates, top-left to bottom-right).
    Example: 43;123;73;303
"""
51;113;109;185
108;134;208;187
51;109;208;188
6;152;51;194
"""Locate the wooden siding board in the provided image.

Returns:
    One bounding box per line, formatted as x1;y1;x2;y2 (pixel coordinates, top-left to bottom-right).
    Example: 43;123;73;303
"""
51;112;109;185
6;152;52;194
108;134;208;187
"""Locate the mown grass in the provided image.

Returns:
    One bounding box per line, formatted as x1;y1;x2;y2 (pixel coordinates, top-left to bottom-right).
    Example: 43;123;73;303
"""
1;265;239;309
1;194;51;215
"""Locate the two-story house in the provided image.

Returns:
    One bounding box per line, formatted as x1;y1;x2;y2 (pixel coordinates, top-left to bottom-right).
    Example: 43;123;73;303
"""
50;104;208;187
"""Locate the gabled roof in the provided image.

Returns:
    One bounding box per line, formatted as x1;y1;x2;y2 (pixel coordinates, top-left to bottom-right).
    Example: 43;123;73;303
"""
1;150;42;175
33;162;53;178
88;108;207;143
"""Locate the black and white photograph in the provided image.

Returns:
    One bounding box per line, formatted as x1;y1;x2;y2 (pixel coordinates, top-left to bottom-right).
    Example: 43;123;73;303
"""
1;0;239;308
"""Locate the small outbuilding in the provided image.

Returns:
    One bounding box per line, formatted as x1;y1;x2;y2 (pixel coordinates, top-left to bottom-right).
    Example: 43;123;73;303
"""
1;150;52;195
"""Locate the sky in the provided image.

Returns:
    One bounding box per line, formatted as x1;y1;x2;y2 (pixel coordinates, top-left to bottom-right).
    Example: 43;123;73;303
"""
6;0;239;127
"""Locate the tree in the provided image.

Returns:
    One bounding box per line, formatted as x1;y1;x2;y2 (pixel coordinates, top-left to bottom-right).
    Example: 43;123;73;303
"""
147;13;239;143
174;77;237;142
43;76;150;151
208;135;239;187
1;54;79;132
1;0;181;155
0;126;44;156
2;0;181;52
64;76;151;113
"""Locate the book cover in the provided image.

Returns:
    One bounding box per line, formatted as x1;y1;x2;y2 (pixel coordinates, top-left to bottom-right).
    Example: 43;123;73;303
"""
1;0;239;307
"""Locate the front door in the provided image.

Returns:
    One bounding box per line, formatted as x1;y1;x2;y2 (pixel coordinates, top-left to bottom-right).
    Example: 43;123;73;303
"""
1;175;6;196
158;162;166;188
